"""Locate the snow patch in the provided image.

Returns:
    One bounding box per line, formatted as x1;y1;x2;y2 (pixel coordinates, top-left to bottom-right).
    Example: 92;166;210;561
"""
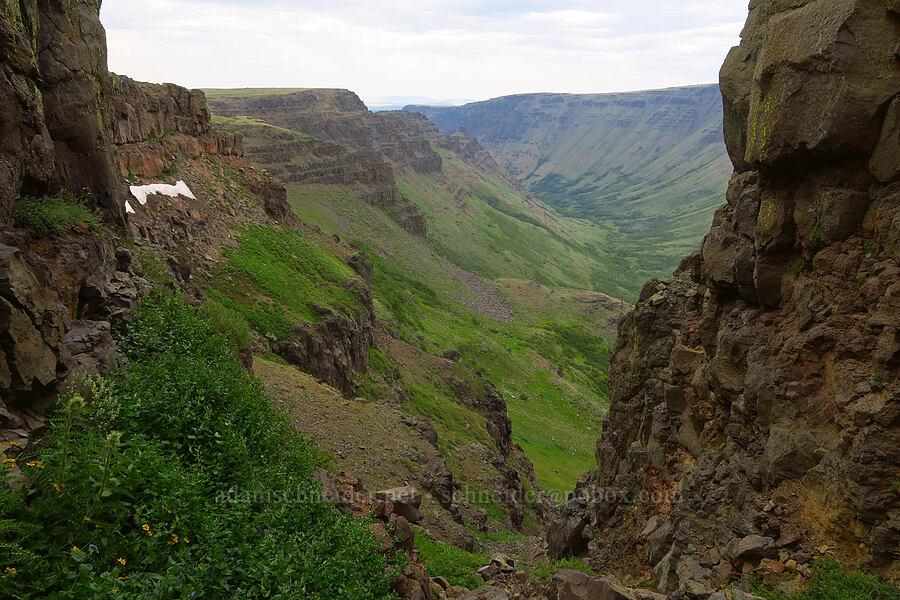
128;180;197;207
125;200;135;214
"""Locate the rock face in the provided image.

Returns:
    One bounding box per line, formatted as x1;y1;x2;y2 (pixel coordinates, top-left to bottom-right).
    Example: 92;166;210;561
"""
107;76;243;178
0;0;126;227
0;3;154;449
208;91;432;238
209;90;443;174
553;1;900;595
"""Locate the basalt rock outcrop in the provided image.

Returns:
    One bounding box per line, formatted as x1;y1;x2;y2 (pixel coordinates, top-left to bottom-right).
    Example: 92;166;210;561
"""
209;91;435;238
0;2;153;452
107;76;243;178
209;90;443;174
0;0;126;227
551;1;900;596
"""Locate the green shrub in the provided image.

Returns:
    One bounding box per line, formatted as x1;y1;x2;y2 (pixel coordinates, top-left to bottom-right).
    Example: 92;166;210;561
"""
0;290;400;599
751;559;899;600
13;191;102;237
413;528;486;589
199;299;252;351
809;226;823;248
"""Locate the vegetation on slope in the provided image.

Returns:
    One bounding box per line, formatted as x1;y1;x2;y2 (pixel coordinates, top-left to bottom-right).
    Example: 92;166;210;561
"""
750;560;899;600
13;191;102;237
409;86;732;283
0;291;398;599
204;224;364;340
206;99;622;494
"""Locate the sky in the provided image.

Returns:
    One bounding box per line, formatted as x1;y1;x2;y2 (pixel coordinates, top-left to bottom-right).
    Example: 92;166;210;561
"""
100;0;749;107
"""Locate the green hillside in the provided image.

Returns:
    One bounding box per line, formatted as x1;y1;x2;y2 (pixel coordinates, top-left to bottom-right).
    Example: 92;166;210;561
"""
407;85;731;278
209;102;629;494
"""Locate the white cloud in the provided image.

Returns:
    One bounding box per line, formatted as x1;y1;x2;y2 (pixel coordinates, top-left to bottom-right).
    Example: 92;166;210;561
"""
100;0;749;104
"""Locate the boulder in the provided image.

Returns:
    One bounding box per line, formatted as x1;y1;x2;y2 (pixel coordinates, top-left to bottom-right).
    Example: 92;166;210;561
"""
458;586;509;600
545;570;664;600
733;535;777;561
547;516;588;559
375;486;423;523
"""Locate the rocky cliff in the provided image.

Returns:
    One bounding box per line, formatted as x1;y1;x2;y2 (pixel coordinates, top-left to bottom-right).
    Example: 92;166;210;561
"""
107;75;243;178
0;2;312;449
551;1;900;597
0;1;149;449
1;0;125;226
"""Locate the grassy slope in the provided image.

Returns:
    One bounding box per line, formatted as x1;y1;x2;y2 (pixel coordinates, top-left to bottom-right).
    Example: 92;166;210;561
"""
408;85;731;282
289;181;614;495
209;105;623;494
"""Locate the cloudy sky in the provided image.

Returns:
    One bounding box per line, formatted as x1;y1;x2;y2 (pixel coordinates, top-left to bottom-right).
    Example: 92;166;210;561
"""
100;0;749;106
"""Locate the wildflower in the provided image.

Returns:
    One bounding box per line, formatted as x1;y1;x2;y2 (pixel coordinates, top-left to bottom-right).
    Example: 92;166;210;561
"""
118;558;126;566
184;537;190;544
84;517;91;522
142;524;150;531
89;544;99;554
9;441;19;447
73;546;81;552
118;575;129;580
2;567;16;579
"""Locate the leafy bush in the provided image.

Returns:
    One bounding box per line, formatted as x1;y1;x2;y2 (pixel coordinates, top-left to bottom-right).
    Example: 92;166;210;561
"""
13;191;102;237
413;528;486;589
751;560;899;600
0;290;399;599
199;299;252;351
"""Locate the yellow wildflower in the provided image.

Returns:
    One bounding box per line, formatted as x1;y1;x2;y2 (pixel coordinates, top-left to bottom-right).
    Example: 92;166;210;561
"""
117;558;126;566
141;524;150;531
84;517;91;522
2;567;16;579
73;546;81;552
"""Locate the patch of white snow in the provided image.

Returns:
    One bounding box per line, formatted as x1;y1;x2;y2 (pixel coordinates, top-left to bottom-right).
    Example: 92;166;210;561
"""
128;180;197;206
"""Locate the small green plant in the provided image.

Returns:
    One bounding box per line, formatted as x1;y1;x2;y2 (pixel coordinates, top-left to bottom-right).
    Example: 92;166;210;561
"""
13;191;102;237
873;373;885;385
792;260;802;278
812;252;821;269
809;226;823;248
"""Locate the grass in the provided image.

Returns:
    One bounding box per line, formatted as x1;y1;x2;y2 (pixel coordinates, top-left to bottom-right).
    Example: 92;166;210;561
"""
413;528;486;589
750;560;899;600
530;557;597;582
13;191;102;237
0;290;400;599
366;250;609;494
204;224;364;337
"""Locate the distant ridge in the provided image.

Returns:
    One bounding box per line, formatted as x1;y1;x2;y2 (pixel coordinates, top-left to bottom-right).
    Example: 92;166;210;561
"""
406;84;731;276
